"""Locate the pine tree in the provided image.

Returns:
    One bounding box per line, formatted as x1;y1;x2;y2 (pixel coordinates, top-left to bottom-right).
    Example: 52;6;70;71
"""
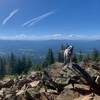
24;57;33;73
9;53;17;74
21;56;27;74
16;58;23;75
57;44;66;62
45;48;54;65
16;56;26;74
72;53;78;63
58;52;64;62
0;54;33;76
0;57;6;78
91;48;99;61
58;52;61;62
41;61;48;68
78;50;83;62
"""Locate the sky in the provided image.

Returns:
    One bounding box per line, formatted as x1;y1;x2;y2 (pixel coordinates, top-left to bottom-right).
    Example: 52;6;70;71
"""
0;0;100;40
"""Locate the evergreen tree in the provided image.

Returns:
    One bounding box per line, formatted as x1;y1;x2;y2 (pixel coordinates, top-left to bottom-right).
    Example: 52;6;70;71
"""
41;61;48;68
58;51;64;62
0;54;33;76
58;52;61;62
21;56;27;74
0;57;6;78
16;58;22;75
72;53;78;63
24;57;33;73
91;48;99;61
78;50;83;62
9;53;17;74
57;44;66;62
45;48;54;65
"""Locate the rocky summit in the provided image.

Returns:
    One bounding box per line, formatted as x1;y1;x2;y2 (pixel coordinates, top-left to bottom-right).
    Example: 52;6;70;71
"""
0;62;100;100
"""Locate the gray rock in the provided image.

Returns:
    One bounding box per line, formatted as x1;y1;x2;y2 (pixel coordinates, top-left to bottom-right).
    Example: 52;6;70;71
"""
56;88;80;100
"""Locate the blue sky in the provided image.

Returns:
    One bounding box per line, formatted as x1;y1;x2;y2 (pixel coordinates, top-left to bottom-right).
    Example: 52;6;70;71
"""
0;0;100;40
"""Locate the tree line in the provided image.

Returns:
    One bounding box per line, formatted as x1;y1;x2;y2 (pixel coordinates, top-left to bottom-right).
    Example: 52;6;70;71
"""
0;44;100;78
0;53;33;78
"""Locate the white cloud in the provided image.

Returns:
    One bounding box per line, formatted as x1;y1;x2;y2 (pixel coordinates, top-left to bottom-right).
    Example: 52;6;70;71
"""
22;10;55;27
66;34;100;40
2;9;19;25
0;34;99;40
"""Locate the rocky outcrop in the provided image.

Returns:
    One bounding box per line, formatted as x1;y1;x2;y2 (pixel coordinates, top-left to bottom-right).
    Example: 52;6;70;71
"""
0;62;100;100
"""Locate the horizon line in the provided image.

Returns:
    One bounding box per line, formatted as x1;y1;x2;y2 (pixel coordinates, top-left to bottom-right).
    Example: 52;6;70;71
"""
0;34;99;40
0;39;99;41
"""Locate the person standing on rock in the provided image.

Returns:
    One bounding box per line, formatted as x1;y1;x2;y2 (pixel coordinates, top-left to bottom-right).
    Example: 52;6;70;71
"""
63;45;74;69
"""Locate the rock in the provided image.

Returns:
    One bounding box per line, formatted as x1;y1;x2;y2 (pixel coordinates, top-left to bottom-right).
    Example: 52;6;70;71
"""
86;68;99;77
95;75;100;85
81;95;93;100
26;88;40;98
39;92;49;100
24;91;34;100
0;89;4;98
40;92;58;100
56;88;80;100
47;62;64;79
46;89;57;93
16;90;25;96
91;61;100;70
16;95;25;100
16;90;29;100
21;84;27;90
46;62;77;85
74;95;93;100
18;75;23;79
28;71;41;81
24;90;57;100
3;79;14;88
29;81;40;88
17;79;31;89
0;87;17;100
1;62;100;100
0;81;4;89
5;94;12;99
79;61;86;68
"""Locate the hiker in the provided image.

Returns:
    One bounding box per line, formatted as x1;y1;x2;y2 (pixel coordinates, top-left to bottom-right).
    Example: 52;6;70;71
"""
63;45;73;67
